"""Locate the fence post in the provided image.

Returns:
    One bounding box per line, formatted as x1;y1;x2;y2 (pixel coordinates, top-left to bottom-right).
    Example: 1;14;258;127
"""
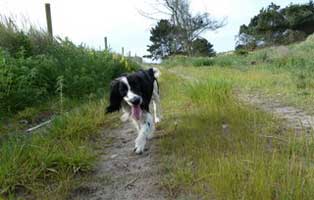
45;3;53;39
104;37;108;50
121;47;124;56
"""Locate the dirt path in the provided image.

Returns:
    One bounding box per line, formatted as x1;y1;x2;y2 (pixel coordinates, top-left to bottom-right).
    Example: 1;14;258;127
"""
70;122;166;200
70;67;314;199
239;92;314;133
168;68;314;133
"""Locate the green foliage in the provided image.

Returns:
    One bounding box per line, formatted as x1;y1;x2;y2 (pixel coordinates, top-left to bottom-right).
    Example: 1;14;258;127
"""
160;68;314;199
0;17;140;115
163;56;215;67
163;53;238;68
0;16;139;199
147;19;216;59
238;1;314;49
191;38;215;57
235;49;249;56
0;100;109;198
165;33;314;113
146;19;178;60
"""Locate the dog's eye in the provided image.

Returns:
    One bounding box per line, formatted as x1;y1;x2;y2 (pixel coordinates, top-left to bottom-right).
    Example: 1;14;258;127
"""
119;83;128;96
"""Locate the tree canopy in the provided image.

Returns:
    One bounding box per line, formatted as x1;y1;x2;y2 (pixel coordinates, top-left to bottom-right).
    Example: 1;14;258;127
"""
144;0;224;59
191;38;215;57
237;1;314;49
146;19;216;59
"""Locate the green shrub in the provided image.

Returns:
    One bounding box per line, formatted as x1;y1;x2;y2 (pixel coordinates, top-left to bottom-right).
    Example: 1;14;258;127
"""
235;49;248;56
163;56;215;67
191;57;215;67
0;17;140;115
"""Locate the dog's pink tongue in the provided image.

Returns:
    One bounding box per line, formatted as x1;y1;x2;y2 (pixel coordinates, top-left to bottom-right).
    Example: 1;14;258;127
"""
132;105;142;120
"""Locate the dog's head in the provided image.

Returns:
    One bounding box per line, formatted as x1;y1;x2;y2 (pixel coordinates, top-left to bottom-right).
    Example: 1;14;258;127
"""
106;76;143;120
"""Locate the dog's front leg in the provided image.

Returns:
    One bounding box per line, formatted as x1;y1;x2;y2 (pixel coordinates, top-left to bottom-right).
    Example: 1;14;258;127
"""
152;81;162;124
134;128;146;154
120;106;130;122
134;113;154;154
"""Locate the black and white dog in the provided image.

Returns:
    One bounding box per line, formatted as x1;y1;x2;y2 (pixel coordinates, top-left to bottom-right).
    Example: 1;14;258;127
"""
106;68;161;154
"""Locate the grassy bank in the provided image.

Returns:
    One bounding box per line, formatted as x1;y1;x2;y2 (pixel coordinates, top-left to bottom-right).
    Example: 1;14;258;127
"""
162;34;314;114
0;16;137;198
0;16;140;117
158;68;314;199
0;100;115;199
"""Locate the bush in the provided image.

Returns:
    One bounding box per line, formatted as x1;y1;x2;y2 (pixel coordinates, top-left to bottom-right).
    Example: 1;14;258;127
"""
0;17;140;115
235;49;248;56
163;56;215;67
191;57;215;67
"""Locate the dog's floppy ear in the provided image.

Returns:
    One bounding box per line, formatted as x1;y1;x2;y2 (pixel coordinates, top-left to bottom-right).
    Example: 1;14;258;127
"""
106;80;123;113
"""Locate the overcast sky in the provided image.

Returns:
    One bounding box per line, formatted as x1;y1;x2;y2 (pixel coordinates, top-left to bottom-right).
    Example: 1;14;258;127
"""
0;0;310;56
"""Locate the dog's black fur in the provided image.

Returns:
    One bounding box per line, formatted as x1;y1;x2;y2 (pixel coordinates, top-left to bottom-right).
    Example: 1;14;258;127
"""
106;68;157;113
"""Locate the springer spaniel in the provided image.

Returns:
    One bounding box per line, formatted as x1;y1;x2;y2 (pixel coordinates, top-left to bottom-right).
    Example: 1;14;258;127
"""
106;68;161;154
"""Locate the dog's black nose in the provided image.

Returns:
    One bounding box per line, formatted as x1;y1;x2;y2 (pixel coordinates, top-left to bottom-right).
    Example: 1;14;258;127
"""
130;96;141;105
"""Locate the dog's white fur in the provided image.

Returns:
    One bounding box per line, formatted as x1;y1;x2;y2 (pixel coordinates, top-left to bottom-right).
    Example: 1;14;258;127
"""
120;68;161;154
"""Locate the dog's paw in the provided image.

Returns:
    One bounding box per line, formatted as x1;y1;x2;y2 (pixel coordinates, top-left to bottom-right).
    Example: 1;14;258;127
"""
155;117;161;124
146;133;154;140
133;145;144;154
120;113;129;122
134;139;146;154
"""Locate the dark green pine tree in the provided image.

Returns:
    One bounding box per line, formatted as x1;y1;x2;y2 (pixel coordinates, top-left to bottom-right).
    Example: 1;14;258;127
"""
146;19;177;60
191;38;215;57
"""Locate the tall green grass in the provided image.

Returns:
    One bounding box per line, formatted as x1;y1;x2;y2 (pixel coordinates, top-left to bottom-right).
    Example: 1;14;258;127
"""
0;16;140;115
164;34;314;74
0;100;113;199
0;15;139;198
163;34;314;113
159;69;314;199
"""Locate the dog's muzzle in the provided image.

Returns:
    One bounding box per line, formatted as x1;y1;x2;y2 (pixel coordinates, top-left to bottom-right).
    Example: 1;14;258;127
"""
130;96;142;120
130;96;142;106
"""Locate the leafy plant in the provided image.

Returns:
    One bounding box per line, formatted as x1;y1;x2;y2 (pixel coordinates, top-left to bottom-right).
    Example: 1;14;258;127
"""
0;17;140;115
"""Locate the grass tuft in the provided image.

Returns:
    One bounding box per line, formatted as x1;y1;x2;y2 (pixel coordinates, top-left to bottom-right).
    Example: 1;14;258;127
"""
0;100;110;199
159;68;314;199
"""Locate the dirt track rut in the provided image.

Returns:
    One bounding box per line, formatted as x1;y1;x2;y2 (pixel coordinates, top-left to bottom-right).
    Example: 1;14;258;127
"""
70;122;165;200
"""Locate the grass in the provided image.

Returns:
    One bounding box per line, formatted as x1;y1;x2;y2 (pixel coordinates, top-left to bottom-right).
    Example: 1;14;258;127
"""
0;16;140;115
0;15;138;199
0;99;115;199
158;68;314;199
162;34;314;114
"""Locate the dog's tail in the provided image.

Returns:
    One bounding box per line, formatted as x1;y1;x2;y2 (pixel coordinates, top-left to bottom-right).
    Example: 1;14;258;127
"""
148;67;160;94
150;67;160;79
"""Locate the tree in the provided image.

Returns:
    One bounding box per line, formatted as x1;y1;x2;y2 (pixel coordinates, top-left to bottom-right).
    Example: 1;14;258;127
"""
146;19;216;59
191;38;215;57
237;1;314;49
161;0;224;55
145;19;179;60
141;0;225;56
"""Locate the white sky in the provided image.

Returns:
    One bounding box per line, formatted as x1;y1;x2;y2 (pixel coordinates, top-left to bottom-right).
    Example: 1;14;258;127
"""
0;0;310;56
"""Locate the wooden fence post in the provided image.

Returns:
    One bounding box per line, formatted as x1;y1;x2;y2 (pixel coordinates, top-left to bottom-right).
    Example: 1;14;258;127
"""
45;3;53;38
121;47;124;56
104;37;108;50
